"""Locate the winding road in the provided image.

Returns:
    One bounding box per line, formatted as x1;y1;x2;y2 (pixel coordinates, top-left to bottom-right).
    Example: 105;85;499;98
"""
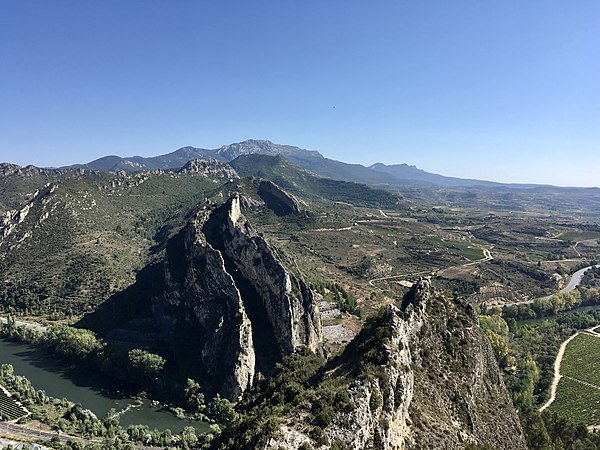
369;246;494;290
562;264;600;293
501;264;600;308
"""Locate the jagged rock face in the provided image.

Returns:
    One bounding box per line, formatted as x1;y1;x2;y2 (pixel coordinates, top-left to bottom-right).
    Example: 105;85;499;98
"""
406;285;526;449
153;195;322;400
152;212;255;401
176;159;239;180
257;179;301;215
0;163;23;177
207;195;322;356
265;279;526;450
320;301;422;450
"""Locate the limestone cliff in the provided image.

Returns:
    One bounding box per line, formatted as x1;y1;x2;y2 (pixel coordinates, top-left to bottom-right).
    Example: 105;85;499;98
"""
151;209;255;401
225;279;526;449
205;195;322;356
405;282;526;449
257;179;302;215
176;159;239;180
152;195;322;400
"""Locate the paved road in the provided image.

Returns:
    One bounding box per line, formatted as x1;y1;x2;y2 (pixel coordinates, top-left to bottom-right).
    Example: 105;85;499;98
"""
563;264;600;293
0;317;47;333
503;264;600;308
0;421;96;446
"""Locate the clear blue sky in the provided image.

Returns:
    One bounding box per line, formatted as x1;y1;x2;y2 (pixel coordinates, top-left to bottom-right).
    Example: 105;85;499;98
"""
1;1;599;186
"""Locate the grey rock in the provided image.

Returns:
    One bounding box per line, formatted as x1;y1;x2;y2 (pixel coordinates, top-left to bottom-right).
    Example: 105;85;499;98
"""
265;279;527;450
176;159;239;180
152;194;322;400
257;179;301;215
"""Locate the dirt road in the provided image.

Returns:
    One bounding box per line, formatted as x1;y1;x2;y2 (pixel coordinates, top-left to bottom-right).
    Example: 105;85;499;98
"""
539;326;600;412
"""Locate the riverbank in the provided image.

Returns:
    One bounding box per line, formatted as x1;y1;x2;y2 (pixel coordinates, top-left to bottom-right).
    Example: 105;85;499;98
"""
0;338;209;433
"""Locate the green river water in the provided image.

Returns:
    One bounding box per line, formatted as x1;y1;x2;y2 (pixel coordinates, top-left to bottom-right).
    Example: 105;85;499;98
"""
0;338;209;433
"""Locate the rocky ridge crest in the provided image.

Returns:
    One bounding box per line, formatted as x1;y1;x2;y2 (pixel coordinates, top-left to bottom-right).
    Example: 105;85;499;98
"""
176;159;239;180
152;194;322;400
260;279;526;450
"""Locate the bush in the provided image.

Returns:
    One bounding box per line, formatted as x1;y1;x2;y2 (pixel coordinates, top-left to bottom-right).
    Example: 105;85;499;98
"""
314;405;333;427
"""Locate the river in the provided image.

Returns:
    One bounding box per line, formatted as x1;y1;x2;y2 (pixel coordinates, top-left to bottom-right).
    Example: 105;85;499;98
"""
0;338;209;433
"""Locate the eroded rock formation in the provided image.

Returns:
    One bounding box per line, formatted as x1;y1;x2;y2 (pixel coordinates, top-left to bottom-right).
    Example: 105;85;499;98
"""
153;194;322;400
260;279;526;450
176;159;239;180
257;180;302;215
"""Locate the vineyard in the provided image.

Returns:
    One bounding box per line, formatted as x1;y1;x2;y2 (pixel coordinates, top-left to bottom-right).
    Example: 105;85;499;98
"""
551;332;600;424
0;385;28;421
552;377;600;425
561;333;600;386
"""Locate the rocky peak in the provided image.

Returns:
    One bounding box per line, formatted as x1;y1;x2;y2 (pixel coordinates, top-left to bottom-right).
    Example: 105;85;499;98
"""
217;140;279;160
0;163;23;177
152;194;322;400
206;195;322;356
255;279;525;450
176;159;239;180
216;139;322;161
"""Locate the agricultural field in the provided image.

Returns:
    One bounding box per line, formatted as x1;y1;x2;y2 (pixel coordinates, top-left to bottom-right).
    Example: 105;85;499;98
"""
551;377;600;425
0;387;27;421
551;332;600;424
561;333;600;386
558;231;600;242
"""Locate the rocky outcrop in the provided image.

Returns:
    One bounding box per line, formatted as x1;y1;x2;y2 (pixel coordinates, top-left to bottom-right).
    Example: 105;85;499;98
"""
0;184;57;247
206;195;321;355
152;194;322;400
152;210;255;401
262;279;526;450
405;284;526;450
0;163;95;178
0;163;23;177
176;159;239;180
468;281;519;306
215;139;321;161
257;180;301;215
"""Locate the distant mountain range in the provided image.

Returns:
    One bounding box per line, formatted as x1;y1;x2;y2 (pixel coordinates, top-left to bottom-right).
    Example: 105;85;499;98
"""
68;139;535;189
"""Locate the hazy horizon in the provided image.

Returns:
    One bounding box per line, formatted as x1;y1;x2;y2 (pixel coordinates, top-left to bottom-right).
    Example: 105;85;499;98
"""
2;138;597;189
1;1;598;187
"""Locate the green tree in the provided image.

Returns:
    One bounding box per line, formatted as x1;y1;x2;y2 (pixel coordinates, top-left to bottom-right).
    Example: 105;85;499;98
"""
184;378;206;413
127;349;165;386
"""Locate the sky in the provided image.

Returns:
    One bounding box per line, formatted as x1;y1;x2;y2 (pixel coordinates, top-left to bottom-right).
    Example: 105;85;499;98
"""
1;1;599;187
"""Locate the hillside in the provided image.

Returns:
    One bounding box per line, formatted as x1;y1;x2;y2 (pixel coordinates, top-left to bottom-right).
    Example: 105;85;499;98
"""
229;154;405;209
68;139;492;188
217;280;526;449
0;164;236;317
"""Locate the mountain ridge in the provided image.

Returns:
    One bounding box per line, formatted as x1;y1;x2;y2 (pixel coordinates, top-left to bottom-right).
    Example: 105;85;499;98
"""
3;138;593;188
40;139;555;188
